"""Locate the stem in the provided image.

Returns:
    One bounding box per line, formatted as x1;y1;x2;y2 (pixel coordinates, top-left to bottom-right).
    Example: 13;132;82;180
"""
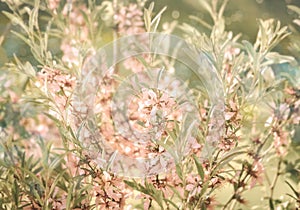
229;199;237;210
256;130;272;155
269;159;282;202
223;194;235;210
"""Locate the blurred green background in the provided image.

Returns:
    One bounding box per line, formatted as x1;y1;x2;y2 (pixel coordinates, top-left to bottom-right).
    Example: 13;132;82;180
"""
1;0;300;66
157;0;300;40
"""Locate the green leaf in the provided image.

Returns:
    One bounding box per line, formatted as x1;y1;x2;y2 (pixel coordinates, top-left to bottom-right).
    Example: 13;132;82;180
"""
197;0;213;18
285;181;299;198
13;180;19;206
144;8;151;32
287;5;300;15
66;182;73;209
212;148;247;176
124;179;164;209
189;15;212;30
24;62;36;77
150;6;167;33
2;11;29;33
164;198;179;209
175;164;183;181
124;180;136;189
106;151;118;171
265;52;295;65
193;155;205;181
242;40;256;60
29;0;40;32
143;2;166;33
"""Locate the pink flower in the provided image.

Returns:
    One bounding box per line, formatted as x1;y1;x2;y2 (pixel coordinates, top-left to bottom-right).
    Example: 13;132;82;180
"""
114;4;145;36
128;88;182;140
250;159;264;188
48;0;60;11
273;130;289;157
224;47;240;61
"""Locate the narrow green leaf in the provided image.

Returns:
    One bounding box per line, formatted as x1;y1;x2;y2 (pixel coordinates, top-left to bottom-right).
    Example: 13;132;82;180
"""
66;182;73;209
13;180;19;206
189;15;212;29
193;155;205;181
176;164;183;181
242;40;256;60
148;2;155;12
164;198;179;209
2;11;29;33
197;0;213;18
144;9;151;32
287;5;300;15
286;193;299;201
124;180;137;189
285;180;299;197
150;6;167;33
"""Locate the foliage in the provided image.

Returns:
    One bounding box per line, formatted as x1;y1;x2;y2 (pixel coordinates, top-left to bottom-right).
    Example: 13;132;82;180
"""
0;0;299;209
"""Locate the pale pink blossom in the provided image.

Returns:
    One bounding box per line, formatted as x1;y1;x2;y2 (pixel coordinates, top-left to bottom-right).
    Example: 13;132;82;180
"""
48;0;60;11
250;159;264;188
273;130;289;157
114;4;145;36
